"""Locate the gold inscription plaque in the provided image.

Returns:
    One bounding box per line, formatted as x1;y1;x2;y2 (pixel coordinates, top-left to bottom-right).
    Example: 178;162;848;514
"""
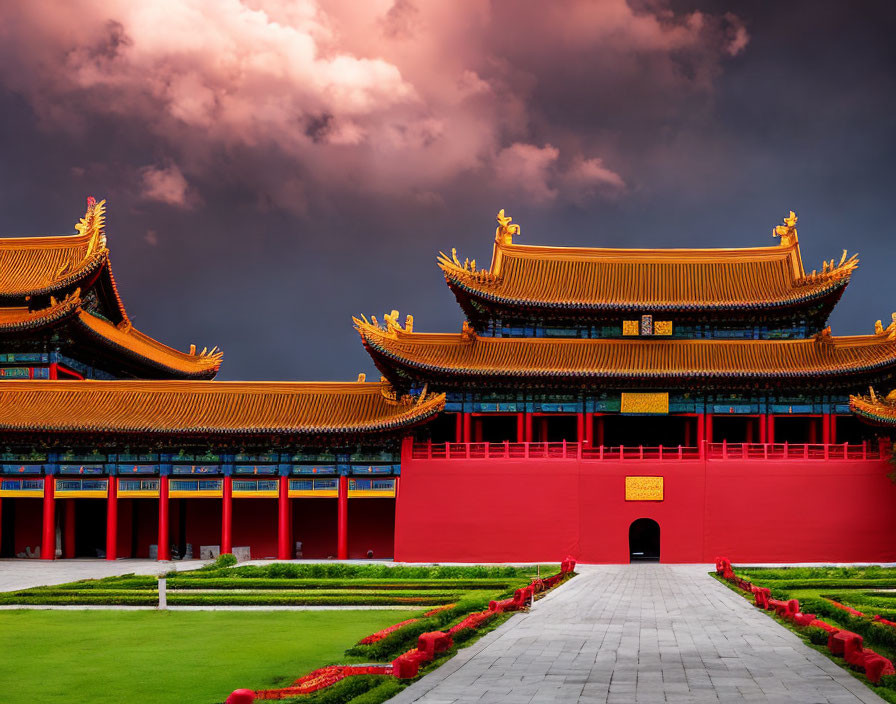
625;476;664;501
620;392;669;414
654;320;673;336
622;320;639;336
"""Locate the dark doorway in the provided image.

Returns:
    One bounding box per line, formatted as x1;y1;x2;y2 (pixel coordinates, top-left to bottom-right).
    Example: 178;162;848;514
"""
74;500;107;558
629;518;660;562
425;412;459;443
774;416;822;444
473;415;519;442
603;415;696;448
532;415;578;442
833;415;878;445
712;415;760;443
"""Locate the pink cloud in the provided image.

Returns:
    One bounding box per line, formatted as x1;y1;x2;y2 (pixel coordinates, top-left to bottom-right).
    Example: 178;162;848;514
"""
0;0;747;210
139;164;192;207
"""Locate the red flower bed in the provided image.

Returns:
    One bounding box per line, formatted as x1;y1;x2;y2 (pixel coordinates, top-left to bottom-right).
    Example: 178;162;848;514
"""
227;559;577;703
715;557;896;685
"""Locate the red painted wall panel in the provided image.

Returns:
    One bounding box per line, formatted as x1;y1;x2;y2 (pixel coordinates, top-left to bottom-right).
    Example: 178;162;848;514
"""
348;498;396;559
395;456;896;563
233;499;278;559
10;498;43;556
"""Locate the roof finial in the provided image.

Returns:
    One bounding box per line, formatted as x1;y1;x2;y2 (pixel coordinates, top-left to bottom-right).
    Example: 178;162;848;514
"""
75;196;107;258
495;209;520;245
772;210;798;246
357;373;366;383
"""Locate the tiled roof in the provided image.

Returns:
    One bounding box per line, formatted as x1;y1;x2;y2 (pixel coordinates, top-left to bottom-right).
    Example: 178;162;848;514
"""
0;380;445;436
438;211;857;313
356;318;896;383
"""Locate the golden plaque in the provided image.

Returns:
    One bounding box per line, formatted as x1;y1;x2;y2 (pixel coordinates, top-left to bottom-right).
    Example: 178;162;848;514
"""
620;392;669;414
625;476;664;501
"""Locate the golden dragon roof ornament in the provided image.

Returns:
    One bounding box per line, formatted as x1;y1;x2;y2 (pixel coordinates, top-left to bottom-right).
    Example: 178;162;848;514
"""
772;210;798;246
495;208;520;245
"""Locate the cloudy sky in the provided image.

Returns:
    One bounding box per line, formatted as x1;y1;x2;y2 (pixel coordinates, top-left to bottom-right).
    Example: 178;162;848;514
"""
0;0;893;380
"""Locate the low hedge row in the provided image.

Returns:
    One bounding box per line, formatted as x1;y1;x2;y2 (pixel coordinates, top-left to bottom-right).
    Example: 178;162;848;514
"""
800;598;896;654
0;593;458;606
738;567;896;581
185;563;553;581
742;579;896;590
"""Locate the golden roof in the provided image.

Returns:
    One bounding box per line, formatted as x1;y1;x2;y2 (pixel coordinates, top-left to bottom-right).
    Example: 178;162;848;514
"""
0;293;222;379
356;316;896;382
0;198;117;302
0;380;445;436
437;210;858;312
850;387;896;426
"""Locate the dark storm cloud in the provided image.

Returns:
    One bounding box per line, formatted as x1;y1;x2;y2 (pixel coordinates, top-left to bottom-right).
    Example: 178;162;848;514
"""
0;1;893;380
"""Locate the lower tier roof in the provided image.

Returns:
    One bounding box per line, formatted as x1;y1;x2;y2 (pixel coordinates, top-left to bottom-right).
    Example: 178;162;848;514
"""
0;380;445;437
356;317;896;388
850;389;896;426
0;293;222;379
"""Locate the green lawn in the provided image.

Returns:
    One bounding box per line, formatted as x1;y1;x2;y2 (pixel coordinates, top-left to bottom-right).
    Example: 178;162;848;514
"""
0;609;417;704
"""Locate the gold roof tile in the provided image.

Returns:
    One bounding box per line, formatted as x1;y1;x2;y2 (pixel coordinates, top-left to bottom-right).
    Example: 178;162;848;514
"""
0;380;445;435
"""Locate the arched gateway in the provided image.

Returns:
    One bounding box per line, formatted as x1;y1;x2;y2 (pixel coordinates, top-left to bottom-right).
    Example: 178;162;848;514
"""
629;518;660;562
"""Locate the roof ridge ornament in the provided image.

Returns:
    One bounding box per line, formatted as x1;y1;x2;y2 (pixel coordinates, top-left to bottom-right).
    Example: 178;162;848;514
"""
772;210;798;246
74;196;108;259
495;209;520;245
461;319;476;341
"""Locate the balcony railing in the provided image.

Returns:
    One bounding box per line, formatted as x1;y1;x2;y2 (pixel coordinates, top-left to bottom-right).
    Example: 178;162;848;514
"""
410;440;884;461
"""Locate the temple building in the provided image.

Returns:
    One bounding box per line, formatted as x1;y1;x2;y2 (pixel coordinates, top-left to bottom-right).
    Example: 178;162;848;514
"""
1;201;895;563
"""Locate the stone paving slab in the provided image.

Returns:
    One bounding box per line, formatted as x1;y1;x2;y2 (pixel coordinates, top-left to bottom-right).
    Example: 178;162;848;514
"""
0;558;208;592
388;564;887;704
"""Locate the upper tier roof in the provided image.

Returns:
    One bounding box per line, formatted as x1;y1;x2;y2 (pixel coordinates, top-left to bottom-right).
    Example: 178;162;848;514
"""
356;315;896;387
849;388;896;427
0;380;444;436
438;210;858;315
0;198;221;379
0;197;125;312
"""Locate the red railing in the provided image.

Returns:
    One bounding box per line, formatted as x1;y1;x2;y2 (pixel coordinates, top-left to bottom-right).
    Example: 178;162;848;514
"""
410;440;884;461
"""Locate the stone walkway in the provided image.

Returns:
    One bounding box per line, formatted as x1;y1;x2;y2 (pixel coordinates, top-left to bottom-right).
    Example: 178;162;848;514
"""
0;558;208;592
390;564;886;704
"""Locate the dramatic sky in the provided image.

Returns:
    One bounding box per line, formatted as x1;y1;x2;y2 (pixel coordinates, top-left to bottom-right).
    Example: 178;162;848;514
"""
0;0;894;380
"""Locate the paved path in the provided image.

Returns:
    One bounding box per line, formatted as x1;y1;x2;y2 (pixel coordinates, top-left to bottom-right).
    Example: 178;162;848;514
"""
0;558;208;592
390;564;886;704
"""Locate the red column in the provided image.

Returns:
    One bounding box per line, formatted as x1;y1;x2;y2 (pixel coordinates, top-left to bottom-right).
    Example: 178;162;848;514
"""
462;413;472;443
766;415;775;444
585;413;595;447
48;362;58;380
830;414;838;444
337;475;349;560
41;477;55;560
524;413;533;442
157;476;170;561
697;414;706;444
106;477;117;561
705;414;714;444
277;475;291;560
221;475;233;555
809;417;818;444
822;413;831;445
63;500;75;559
516;413;524;442
576;413;585;445
454;413;462;442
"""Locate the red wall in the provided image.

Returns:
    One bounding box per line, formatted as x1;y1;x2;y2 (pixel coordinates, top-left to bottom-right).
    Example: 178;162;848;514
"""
395;456;896;563
115;499;159;558
6;498;43;556
233;499;278;559
348;498;396;559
